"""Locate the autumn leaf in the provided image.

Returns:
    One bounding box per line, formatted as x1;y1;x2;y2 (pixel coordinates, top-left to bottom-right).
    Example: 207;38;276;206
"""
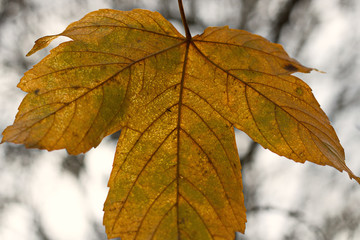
2;3;360;240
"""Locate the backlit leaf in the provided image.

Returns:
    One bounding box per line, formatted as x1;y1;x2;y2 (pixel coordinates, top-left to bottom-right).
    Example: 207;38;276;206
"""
2;8;359;240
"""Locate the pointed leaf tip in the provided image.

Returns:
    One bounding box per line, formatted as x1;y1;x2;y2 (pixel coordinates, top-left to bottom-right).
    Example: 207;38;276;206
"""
355;177;360;185
350;173;360;185
26;35;59;56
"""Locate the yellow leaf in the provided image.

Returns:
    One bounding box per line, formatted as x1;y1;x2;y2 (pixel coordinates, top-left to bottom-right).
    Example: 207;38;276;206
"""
2;7;359;240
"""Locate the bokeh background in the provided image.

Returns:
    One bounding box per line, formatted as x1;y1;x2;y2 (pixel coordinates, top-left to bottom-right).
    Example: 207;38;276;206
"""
1;0;360;239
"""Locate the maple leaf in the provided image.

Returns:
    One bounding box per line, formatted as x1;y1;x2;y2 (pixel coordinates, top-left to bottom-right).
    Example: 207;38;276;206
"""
2;1;360;239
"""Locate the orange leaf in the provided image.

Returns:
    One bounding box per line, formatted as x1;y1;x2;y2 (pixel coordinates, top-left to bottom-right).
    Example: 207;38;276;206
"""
2;8;359;240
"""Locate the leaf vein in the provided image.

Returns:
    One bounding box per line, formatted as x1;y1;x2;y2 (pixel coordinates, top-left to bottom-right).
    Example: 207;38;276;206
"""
183;87;232;124
72;85;105;151
114;103;179;181
134;179;177;240
181;176;234;235
111;128;177;232
193;39;299;64
244;85;279;151
49;101;78;150
58;50;135;62
274;106;302;161
180;194;215;239
246;81;324;117
182;104;239;184
281;106;336;146
29;62;130;82
180;128;241;227
68;24;183;39
150;204;177;239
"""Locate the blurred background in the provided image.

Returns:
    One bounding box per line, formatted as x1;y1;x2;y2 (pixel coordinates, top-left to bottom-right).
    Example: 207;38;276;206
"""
0;0;360;239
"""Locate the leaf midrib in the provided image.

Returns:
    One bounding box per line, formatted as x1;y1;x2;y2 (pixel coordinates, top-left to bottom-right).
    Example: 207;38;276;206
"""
176;39;190;239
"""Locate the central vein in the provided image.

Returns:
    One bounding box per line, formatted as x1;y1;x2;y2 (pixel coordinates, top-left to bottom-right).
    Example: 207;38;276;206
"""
176;40;191;239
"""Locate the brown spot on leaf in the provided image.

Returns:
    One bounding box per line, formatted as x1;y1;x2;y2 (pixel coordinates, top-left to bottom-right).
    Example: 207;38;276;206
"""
34;89;40;95
284;64;298;72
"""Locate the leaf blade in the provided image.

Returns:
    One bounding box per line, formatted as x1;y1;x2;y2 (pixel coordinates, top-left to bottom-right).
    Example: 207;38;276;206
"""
2;9;184;154
192;26;359;183
2;8;359;240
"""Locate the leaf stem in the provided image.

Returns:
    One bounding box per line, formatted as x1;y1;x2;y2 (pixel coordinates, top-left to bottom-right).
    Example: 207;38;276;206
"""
178;0;192;40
